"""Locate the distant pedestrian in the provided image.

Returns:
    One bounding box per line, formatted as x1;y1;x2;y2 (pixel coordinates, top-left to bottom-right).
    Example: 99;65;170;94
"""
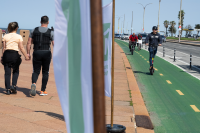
26;16;54;96
1;22;29;95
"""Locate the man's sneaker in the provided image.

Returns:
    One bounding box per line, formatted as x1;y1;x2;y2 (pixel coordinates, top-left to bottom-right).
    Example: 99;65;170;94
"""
40;91;48;96
10;85;17;94
6;89;11;95
30;84;36;96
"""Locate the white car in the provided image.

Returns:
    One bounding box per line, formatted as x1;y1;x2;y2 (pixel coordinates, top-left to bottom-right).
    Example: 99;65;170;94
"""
121;34;129;40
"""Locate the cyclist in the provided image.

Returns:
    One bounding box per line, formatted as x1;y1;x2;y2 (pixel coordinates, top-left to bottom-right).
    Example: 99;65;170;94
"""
145;26;162;70
129;33;138;52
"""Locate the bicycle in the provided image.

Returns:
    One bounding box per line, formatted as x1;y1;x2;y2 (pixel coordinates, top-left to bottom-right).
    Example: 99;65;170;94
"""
129;41;136;55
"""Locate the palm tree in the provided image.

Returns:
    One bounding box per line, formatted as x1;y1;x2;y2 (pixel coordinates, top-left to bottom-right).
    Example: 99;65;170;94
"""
195;24;200;37
164;20;169;36
170;21;176;37
178;10;185;34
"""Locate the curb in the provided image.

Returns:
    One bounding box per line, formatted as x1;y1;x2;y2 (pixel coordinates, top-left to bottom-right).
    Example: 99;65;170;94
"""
166;40;200;47
116;43;154;133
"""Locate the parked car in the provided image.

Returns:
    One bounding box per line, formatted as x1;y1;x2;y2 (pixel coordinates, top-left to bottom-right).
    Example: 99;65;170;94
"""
115;33;120;38
188;34;192;38
121;34;129;40
161;35;166;43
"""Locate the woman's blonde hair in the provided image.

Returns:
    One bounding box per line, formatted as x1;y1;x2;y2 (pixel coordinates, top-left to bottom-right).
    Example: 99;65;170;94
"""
7;22;19;33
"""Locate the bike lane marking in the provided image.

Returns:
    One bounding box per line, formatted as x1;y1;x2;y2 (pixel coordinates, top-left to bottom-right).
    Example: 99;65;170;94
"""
176;90;184;95
166;80;172;84
190;105;200;112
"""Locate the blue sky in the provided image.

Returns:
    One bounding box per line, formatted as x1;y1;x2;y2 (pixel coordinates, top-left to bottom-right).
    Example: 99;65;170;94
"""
0;0;199;35
0;0;55;29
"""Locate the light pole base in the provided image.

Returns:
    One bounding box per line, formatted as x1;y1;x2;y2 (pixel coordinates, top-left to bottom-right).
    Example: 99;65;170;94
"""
106;124;126;133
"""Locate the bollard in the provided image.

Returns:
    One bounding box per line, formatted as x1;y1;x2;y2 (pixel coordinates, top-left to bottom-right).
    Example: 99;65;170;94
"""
190;53;192;69
174;48;176;62
163;46;165;57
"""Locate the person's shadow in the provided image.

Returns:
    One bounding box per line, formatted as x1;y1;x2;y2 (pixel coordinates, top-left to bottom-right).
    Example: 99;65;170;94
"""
0;87;40;97
35;111;64;121
134;71;151;76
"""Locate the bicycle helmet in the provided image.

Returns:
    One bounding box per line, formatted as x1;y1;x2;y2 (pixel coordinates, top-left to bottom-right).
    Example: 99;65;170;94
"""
152;26;158;30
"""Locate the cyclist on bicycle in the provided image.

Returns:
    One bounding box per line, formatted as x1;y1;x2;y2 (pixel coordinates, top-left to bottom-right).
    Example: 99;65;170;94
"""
129;33;138;52
145;26;162;70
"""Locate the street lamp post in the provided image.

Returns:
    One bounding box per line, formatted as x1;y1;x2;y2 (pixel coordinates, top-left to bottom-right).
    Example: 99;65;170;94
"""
131;11;133;34
158;0;161;32
123;14;125;34
137;3;153;32
116;15;123;34
179;0;182;43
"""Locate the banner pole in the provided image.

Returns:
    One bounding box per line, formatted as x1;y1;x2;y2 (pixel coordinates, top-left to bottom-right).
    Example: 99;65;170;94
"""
111;0;115;128
90;0;106;133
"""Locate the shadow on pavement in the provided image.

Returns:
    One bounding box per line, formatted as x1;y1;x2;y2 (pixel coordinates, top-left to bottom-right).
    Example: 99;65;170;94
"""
134;71;151;75
17;87;40;97
35;111;64;121
0;87;6;94
0;86;40;97
125;53;132;55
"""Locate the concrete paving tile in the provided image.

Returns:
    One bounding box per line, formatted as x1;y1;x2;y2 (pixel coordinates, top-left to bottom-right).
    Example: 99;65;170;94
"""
0;114;54;133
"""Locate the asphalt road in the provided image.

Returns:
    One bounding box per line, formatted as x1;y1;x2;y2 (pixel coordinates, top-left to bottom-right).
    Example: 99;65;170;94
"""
161;42;200;57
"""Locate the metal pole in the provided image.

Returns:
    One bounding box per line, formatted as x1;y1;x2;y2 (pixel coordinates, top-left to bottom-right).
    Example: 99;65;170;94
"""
179;0;182;43
121;21;122;34
143;8;145;32
111;0;115;128
123;14;125;34
174;48;176;62
190;53;192;69
131;11;133;34
163;46;165;57
118;18;120;33
90;0;106;132
158;0;161;32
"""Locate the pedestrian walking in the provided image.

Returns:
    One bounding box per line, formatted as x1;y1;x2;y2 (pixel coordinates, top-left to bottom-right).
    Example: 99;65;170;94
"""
1;22;29;95
26;16;54;96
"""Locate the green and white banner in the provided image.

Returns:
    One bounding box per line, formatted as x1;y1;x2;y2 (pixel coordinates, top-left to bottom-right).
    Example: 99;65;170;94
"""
103;2;113;97
53;0;93;133
53;0;113;132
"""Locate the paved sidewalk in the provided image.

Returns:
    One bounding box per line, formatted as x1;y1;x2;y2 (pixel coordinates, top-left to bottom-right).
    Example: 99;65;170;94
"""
0;43;148;133
105;43;136;133
0;49;67;133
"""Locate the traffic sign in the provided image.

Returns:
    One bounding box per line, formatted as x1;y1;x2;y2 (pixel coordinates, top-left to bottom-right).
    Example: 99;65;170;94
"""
179;25;181;30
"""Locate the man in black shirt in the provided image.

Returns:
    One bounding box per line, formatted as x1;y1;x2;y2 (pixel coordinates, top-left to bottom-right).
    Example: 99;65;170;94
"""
145;26;162;69
26;16;54;96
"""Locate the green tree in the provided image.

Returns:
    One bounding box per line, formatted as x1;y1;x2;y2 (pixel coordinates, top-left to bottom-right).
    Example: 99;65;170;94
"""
195;24;200;36
164;20;169;36
178;10;185;34
169;21;176;37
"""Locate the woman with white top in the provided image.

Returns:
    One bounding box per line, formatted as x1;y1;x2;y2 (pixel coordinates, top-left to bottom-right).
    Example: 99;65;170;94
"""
1;22;29;95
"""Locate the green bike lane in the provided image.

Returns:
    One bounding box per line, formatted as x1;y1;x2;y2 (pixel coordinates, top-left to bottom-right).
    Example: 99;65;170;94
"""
115;39;200;133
